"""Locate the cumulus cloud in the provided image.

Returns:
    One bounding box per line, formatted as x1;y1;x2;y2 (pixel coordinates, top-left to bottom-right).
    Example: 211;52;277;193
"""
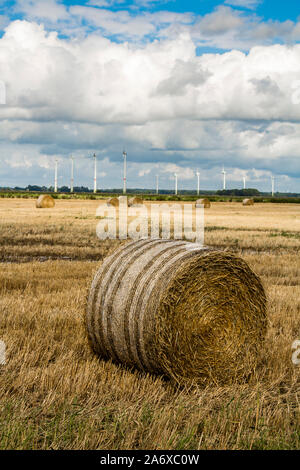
2;21;300;125
0;19;299;190
155;59;211;96
196;6;243;36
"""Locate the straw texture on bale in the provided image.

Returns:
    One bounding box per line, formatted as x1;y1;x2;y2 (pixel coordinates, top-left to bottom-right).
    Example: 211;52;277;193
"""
86;239;267;386
128;196;143;207
36;194;55;209
243;198;254;206
196;198;211;209
106;197;119;207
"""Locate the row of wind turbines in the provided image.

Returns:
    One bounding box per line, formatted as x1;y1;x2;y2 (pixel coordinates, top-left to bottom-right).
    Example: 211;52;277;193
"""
53;153;277;196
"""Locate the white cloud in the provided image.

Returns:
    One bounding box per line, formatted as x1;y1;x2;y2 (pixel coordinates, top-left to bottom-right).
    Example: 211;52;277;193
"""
225;0;261;10
196;6;243;36
15;0;68;22
161;163;195;180
87;0;113;7
0;20;300;189
8;1;300;52
138;168;151;176
87;0;126;6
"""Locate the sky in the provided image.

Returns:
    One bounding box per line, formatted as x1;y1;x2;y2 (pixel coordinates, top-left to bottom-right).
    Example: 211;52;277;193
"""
0;0;300;191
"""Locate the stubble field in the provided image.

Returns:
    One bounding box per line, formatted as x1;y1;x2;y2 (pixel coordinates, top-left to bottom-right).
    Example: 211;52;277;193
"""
0;197;299;449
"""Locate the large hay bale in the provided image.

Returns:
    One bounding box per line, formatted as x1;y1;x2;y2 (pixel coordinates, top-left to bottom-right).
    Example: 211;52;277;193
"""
128;196;143;207
243;198;254;206
86;239;267;386
106;197;119;208
196;198;211;209
36;195;55;209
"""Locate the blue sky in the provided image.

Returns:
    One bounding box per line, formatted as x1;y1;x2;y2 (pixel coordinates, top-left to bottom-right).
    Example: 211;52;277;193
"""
0;0;300;191
6;0;299;21
2;0;300;49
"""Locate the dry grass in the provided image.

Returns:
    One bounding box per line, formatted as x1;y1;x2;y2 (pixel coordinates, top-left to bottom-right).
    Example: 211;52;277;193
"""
0;198;299;449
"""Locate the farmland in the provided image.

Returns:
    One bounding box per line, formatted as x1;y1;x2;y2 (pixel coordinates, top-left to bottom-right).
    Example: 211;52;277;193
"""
0;197;299;449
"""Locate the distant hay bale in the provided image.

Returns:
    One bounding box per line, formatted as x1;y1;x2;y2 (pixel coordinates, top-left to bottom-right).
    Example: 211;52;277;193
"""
196;198;211;209
36;195;55;209
128;196;143;207
86;239;267;386
106;197;119;207
118;196;128;205
243;198;254;206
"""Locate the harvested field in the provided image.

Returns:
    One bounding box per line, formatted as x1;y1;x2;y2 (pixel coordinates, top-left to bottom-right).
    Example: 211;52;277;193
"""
0;197;299;449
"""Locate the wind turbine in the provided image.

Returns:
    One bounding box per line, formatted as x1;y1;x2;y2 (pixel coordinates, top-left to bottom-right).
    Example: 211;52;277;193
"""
271;175;275;197
174;173;178;195
93;153;97;194
70;155;74;193
54;158;58;193
222;166;226;190
156;174;159;195
243;176;246;190
196;170;200;196
123;150;127;194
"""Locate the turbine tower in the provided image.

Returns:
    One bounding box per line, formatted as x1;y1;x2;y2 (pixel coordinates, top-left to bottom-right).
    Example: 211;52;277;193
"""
70;155;74;193
93;153;97;194
271;175;275;197
54;159;58;193
243;176;246;190
156;174;159;195
174;173;178;195
196;170;200;196
123;150;127;194
222;166;226;190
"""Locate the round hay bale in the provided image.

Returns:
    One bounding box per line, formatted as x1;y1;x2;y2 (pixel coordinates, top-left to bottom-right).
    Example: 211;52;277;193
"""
128;196;143;207
196;198;211;209
36;194;55;209
243;198;254;206
118;196;128;205
86;239;267;386
107;197;119;207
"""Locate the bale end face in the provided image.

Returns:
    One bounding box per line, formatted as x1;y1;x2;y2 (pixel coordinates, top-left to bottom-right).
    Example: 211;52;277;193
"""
156;250;267;386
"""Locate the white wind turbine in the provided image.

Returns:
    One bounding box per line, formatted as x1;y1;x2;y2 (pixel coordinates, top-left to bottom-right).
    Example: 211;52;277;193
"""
156;174;159;195
174;173;178;195
271;175;275;197
222;166;226;190
54;158;58;193
93;153;97;193
123;150;127;194
70;155;74;193
196;170;200;196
